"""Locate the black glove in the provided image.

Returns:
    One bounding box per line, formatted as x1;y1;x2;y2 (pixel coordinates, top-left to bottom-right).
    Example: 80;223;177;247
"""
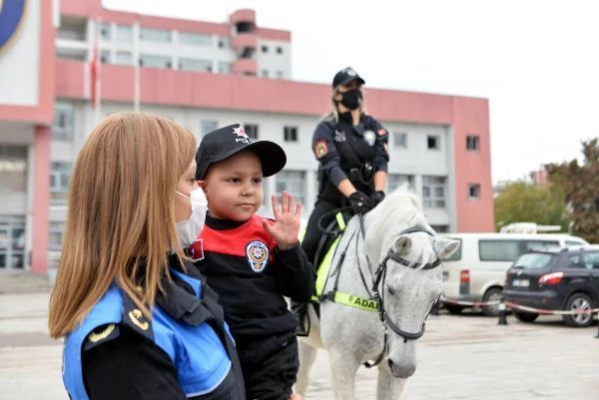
371;191;385;207
348;191;372;215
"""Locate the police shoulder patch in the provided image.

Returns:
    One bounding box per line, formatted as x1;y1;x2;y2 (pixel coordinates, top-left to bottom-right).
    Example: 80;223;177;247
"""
246;240;269;272
84;324;119;351
377;128;388;137
314;140;328;159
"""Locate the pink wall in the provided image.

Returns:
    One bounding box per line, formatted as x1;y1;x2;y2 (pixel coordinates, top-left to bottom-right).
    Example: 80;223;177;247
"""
55;59;458;124
232;33;258;50
230;9;255;25
31;126;51;274
452;97;494;232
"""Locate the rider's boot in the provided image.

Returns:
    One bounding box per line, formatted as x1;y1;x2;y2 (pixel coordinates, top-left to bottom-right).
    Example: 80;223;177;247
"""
291;300;309;336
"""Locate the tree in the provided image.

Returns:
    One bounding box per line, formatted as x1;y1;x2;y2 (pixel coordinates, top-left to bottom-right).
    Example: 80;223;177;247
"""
546;138;599;243
494;181;569;232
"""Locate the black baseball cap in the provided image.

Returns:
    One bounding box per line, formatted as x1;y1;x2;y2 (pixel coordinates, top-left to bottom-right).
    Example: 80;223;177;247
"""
332;67;366;88
195;123;287;180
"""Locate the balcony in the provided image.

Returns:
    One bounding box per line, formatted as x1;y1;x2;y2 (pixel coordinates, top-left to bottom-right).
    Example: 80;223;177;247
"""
232;59;257;76
232;32;257;51
230;9;256;27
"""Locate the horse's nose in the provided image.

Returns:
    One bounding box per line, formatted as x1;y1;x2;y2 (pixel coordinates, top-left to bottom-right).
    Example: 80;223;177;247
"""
387;359;416;378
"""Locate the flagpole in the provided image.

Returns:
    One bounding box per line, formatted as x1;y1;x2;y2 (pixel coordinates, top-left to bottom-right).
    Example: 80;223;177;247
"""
94;17;102;125
133;20;140;112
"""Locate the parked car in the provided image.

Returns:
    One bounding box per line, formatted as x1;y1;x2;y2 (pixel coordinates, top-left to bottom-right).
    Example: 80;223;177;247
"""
440;233;589;316
504;246;599;327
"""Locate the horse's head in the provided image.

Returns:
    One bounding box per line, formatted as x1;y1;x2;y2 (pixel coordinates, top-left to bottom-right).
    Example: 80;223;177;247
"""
365;187;460;378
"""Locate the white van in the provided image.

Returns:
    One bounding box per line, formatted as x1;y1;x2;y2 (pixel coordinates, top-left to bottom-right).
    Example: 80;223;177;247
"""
439;233;589;316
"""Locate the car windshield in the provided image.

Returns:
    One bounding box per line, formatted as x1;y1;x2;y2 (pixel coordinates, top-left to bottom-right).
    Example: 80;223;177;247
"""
513;253;554;269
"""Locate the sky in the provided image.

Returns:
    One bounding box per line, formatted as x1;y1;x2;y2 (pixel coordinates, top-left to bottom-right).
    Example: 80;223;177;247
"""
103;0;599;184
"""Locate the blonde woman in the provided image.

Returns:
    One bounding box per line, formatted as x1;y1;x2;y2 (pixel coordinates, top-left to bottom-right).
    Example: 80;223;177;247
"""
48;113;245;399
293;67;390;335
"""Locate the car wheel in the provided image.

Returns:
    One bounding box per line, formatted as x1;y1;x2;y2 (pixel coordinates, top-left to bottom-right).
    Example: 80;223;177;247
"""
514;311;539;323
562;293;595;327
482;287;503;317
444;304;465;315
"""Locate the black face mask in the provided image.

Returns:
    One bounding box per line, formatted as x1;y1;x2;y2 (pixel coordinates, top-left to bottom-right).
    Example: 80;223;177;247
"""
339;89;363;110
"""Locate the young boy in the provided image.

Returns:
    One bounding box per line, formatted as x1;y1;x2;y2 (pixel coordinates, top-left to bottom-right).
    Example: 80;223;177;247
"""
191;124;315;400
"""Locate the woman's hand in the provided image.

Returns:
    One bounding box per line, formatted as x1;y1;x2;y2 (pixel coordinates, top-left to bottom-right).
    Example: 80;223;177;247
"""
263;191;302;250
289;393;303;400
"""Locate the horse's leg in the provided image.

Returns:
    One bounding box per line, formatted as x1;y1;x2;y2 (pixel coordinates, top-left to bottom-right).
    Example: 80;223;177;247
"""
376;362;407;400
295;340;318;397
329;347;360;400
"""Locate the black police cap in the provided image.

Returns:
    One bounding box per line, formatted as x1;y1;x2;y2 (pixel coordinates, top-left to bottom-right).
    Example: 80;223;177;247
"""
195;124;287;180
332;67;366;88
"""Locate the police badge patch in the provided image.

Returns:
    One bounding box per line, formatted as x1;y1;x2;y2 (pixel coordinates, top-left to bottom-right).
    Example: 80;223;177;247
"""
245;240;269;272
364;130;376;146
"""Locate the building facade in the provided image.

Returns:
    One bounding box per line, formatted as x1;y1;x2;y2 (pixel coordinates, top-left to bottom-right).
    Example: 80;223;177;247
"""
0;0;494;274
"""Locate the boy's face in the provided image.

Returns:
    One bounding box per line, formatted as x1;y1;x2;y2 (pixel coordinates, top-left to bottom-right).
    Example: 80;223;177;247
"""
199;150;264;221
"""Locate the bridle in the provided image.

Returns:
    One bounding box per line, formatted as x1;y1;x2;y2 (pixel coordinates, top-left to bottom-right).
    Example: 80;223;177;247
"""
360;221;443;367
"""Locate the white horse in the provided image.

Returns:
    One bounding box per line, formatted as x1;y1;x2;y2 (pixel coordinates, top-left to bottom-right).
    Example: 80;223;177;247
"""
295;186;460;400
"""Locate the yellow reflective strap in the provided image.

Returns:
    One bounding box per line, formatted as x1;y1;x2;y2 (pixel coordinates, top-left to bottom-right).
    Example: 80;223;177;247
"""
335;212;346;230
333;292;379;313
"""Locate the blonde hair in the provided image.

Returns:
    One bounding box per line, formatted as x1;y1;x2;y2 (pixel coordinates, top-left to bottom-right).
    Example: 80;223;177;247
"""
48;112;196;338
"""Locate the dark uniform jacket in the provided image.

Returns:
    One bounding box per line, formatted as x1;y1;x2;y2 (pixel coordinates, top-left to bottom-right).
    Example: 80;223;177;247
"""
312;111;390;204
191;214;315;339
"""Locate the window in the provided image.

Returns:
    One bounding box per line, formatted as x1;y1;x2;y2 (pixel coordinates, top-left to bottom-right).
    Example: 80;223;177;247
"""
276;46;283;54
284;126;298;142
218;62;232;74
179;58;212;72
479;239;559;262
140;27;171;43
179;32;212;46
115;25;133;42
52;103;74;140
422;176;446;208
0;146;27;193
139;54;172;69
394;132;407;148
50;162;72;202
580;252;599;270
479;240;521;262
100;50;110;64
275;70;284;79
261;69;269;78
261;45;268;53
115;51;132;65
200;120;218;138
468;183;481;200
218;37;230;48
244;124;259;140
276;171;306;205
387;174;414;191
467;135;480;151
49;222;65;251
99;23;111;41
427;135;439;150
430;225;449;233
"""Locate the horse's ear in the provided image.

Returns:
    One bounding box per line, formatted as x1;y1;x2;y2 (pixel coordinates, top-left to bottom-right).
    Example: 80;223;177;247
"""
393;236;412;255
433;238;460;259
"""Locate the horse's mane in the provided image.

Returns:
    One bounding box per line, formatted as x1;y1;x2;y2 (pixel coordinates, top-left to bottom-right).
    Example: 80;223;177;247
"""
365;184;436;268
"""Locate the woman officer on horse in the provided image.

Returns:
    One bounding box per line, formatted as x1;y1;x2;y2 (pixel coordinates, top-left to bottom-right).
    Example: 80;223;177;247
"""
293;67;391;335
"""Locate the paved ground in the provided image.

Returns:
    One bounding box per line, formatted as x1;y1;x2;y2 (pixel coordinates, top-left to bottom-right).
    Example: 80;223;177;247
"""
1;286;598;399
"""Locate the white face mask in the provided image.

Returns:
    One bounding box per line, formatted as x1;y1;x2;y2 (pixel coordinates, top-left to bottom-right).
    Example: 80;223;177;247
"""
175;188;208;247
